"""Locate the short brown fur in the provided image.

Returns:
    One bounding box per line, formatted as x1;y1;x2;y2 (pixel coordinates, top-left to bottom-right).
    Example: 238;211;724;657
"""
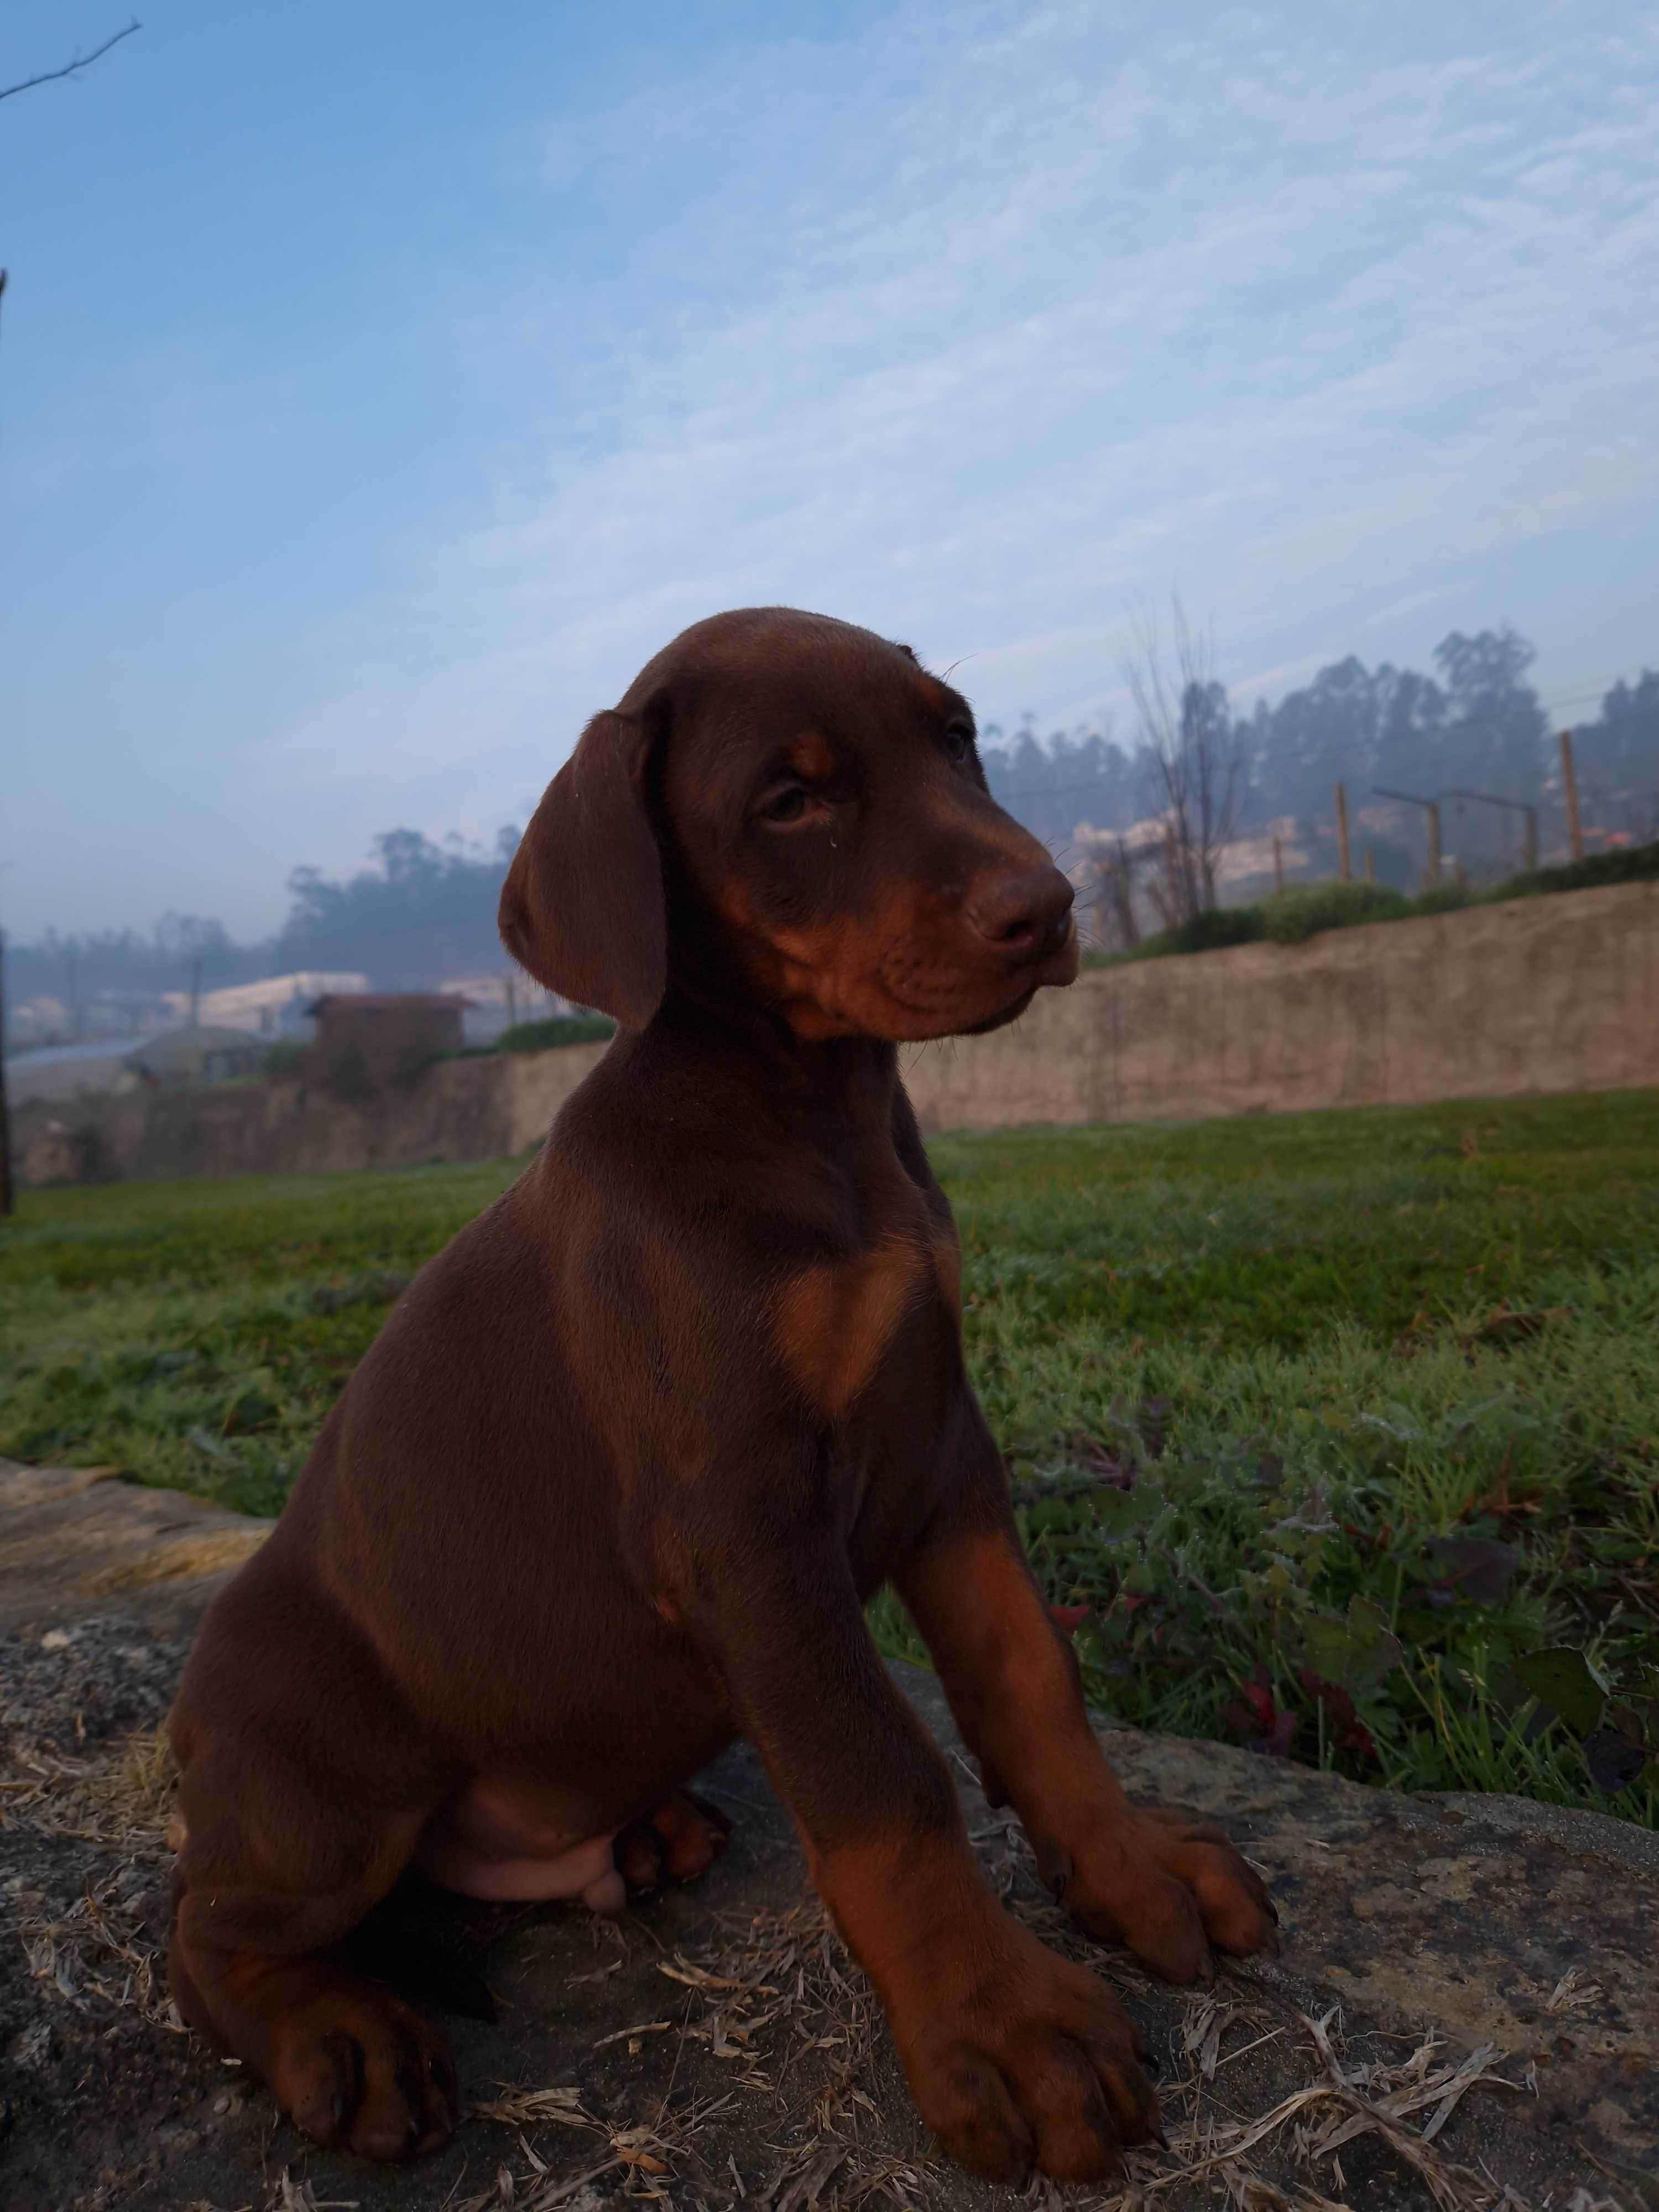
168;607;1275;2184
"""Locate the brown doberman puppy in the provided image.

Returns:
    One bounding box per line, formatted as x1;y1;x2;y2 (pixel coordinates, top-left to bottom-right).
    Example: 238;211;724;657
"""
167;607;1275;2185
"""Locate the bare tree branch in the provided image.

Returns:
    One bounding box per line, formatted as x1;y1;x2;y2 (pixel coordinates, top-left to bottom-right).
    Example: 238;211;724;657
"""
1093;836;1141;950
0;19;140;106
1120;596;1244;923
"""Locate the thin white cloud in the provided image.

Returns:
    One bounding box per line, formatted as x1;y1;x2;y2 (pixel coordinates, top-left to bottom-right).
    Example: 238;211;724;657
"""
411;13;1643;708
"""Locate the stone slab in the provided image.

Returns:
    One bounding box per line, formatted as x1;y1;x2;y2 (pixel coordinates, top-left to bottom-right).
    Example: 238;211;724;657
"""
0;1457;270;1637
2;1473;1655;2210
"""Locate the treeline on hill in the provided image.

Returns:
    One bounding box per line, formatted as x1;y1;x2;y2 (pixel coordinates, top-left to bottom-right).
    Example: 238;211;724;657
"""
9;627;1658;1004
981;628;1659;887
8;828;527;1009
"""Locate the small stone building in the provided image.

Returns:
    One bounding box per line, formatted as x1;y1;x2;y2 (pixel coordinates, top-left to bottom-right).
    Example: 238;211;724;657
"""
304;993;468;1055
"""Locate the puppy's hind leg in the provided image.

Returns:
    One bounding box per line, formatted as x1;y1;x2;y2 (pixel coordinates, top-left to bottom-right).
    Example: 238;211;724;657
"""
168;1603;460;2161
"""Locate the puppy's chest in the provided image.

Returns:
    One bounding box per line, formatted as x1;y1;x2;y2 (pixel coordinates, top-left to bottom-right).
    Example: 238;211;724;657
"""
772;1166;962;1423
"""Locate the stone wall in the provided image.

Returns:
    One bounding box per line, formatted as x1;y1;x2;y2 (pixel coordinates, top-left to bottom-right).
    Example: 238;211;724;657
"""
14;881;1657;1184
901;877;1659;1131
13;1043;612;1188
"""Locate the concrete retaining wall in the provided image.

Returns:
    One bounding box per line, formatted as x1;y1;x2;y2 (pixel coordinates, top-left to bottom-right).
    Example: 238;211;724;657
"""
14;881;1657;1183
902;878;1659;1130
13;1044;613;1188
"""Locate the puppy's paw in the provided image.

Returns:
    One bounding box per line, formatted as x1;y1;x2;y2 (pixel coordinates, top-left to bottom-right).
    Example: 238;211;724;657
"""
616;1790;732;1893
268;1979;458;2161
1047;1805;1278;1984
897;1922;1158;2185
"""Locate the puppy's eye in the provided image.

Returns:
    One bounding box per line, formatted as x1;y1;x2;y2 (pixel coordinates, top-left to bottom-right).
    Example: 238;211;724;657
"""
944;724;974;764
758;783;811;823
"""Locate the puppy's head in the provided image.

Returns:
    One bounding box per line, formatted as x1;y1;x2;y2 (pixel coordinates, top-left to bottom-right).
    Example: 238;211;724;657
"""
499;608;1078;1040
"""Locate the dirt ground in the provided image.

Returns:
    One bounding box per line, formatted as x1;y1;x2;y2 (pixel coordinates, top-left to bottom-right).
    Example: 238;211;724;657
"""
3;1466;1657;2212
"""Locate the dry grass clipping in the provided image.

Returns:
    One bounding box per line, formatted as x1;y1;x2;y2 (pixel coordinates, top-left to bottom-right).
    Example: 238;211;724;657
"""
3;1718;178;1843
465;1897;921;2210
5;1723;184;2042
455;2085;743;2210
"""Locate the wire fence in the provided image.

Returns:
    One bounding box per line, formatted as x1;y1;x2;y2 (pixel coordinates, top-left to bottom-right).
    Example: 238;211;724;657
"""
1063;745;1659;954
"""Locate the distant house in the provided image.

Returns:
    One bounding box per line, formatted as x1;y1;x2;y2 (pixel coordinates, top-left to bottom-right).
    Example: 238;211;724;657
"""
3;1035;153;1107
163;971;370;1037
1212;817;1308;891
3;1026;275;1104
437;973;573;1045
305;993;469;1055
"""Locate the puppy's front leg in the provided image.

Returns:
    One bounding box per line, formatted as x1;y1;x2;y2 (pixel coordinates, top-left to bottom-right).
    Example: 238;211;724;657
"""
682;1540;1157;2184
896;1450;1277;1987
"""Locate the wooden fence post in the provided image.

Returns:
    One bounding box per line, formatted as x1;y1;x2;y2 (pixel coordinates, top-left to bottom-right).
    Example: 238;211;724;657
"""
1334;782;1351;881
1559;730;1583;861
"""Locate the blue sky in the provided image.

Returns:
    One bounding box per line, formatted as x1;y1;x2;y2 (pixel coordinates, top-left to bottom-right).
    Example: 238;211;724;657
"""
4;0;1657;942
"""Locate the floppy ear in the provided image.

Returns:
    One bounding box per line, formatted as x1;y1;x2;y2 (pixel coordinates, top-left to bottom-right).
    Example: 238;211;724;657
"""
498;706;667;1030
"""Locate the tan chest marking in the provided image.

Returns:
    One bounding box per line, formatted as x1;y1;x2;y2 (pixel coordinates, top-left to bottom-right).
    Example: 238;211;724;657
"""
776;1232;931;1417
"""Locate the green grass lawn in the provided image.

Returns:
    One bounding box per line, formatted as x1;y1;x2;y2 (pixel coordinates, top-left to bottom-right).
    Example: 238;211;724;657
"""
4;1092;1657;1824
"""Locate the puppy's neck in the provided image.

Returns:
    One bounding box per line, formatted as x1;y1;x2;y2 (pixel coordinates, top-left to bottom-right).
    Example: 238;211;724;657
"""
648;982;900;1117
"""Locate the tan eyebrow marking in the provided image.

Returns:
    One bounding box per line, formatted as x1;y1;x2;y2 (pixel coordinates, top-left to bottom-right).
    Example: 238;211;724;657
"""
786;731;837;780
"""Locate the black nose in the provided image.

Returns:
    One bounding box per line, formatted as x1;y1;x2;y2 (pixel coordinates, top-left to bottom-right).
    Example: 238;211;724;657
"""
964;867;1075;958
